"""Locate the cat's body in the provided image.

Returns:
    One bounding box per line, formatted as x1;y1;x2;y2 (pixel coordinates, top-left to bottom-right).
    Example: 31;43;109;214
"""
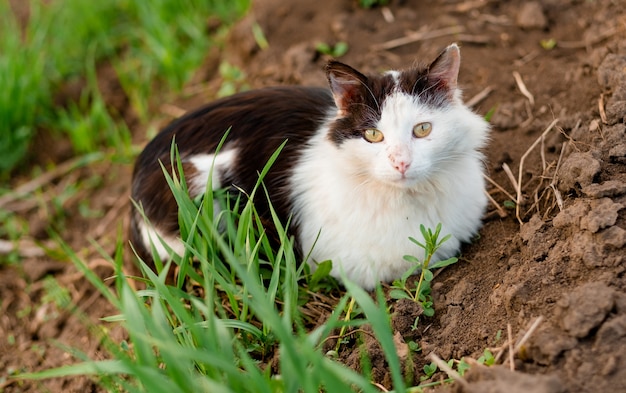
130;44;489;289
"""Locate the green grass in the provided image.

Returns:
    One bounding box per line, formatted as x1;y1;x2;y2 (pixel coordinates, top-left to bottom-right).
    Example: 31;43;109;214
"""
18;146;412;392
0;1;50;175
0;0;249;178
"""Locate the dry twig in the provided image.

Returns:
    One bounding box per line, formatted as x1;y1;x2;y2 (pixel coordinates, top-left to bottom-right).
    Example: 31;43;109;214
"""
371;382;389;392
493;337;513;364
466;86;494;108
484;190;507;218
0;153;104;208
160;103;187;118
429;352;470;389
515;119;559;224
372;26;465;51
501;162;519;199
512;71;535;107
492;317;544;368
512;316;544;355
455;34;492;45
598;94;608;124
514;50;540;67
507;323;515;371
381;6;394;23
445;0;493;13
549;142;567;212
484;174;517;202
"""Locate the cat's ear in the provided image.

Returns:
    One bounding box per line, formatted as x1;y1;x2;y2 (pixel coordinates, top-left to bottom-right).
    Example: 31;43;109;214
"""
428;43;460;91
325;61;368;116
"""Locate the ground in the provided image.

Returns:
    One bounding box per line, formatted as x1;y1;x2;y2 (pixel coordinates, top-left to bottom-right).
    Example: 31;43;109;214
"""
1;0;626;392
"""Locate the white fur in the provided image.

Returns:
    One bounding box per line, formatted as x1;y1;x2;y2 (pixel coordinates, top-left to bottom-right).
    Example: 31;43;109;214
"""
137;220;186;260
139;148;238;260
187;148;238;196
290;91;489;289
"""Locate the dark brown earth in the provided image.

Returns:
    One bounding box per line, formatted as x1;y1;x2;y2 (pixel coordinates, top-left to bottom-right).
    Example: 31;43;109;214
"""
1;0;625;392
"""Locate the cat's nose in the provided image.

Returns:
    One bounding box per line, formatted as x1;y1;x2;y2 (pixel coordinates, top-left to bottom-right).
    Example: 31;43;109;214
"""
393;161;410;174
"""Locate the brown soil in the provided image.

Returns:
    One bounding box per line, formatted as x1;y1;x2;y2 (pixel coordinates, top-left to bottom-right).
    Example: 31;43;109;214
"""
2;0;625;392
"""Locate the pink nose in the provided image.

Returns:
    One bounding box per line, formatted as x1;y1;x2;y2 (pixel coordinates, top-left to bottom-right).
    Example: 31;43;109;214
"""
393;161;410;174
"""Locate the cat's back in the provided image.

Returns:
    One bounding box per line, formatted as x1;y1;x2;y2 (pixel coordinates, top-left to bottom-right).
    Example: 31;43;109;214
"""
135;86;334;167
132;85;334;217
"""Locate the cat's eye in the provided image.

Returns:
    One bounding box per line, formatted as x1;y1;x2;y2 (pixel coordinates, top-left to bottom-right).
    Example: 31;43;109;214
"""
413;122;432;138
363;128;384;143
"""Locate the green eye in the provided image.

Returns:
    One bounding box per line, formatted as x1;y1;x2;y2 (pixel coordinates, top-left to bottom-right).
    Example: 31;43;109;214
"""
364;129;384;143
413;122;432;138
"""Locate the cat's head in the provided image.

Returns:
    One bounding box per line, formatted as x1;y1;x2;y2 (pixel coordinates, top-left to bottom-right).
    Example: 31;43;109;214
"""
324;43;488;189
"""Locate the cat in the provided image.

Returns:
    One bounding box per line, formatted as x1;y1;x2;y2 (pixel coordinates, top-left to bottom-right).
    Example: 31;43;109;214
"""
130;43;489;290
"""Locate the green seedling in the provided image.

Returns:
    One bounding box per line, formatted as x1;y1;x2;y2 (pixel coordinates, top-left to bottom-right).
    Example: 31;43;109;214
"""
540;38;557;50
0;209;29;265
217;61;250;97
408;340;421;353
315;41;349;57
456;358;471;376
390;223;459;317
484;106;497;122
477;348;496;366
252;22;269;50
494;329;503;344
420;362;438;381
503;200;516;209
359;0;390;8
305;259;340;293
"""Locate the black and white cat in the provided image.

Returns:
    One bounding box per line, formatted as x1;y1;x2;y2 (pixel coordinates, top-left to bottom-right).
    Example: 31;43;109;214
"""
130;43;489;289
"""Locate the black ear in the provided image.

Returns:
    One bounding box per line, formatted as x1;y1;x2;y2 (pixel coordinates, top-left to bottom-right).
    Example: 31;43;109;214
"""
428;43;460;91
325;60;369;116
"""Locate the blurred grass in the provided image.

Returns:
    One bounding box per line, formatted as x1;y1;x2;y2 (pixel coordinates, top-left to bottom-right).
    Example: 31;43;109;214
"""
0;0;250;179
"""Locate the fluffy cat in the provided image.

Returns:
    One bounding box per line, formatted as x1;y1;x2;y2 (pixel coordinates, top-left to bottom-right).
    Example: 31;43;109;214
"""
130;43;489;289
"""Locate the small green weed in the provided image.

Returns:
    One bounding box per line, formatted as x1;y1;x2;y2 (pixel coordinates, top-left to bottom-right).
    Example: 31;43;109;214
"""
0;209;29;265
540;38;557;50
217;62;250;98
484;106;497;122
477;348;496;366
251;22;269;50
421;361;438;381
304;259;340;292
503;200;517;209
390;223;459;317
358;0;390;9
315;41;349;57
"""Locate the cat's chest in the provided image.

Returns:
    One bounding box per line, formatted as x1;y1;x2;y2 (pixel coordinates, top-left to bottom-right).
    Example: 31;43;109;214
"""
288;133;452;285
292;164;435;244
